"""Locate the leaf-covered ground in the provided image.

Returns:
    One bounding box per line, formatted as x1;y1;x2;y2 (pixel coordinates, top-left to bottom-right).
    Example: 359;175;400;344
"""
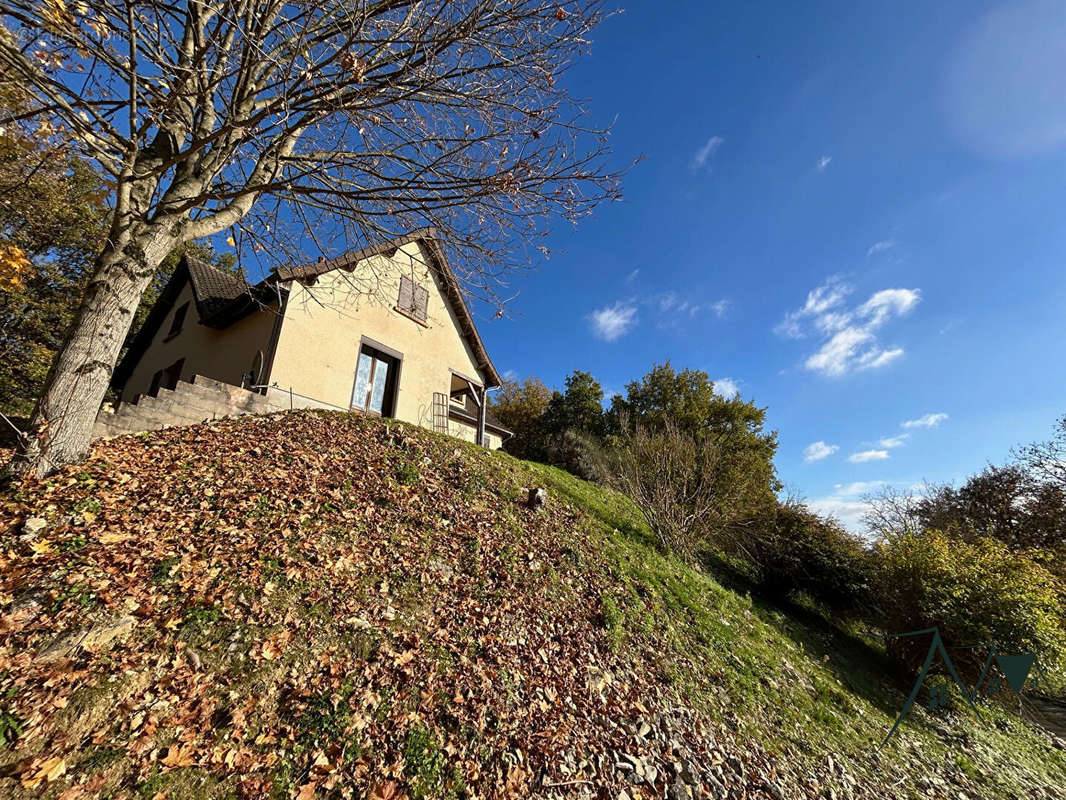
0;411;1063;800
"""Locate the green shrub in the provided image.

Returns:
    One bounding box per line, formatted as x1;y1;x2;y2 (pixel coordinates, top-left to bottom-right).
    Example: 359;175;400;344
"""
393;459;420;486
744;503;871;615
871;530;1065;675
603;420;774;560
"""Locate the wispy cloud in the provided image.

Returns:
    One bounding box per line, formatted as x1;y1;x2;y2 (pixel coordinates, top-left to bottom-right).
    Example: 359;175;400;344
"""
774;277;853;339
901;412;948;429
776;278;920;377
626;268;640;283
816;154;832;172
848;449;890;463
834;480;887;496
713;377;739;399
692;135;724;171
867;239;896;257
804;441;839;462
501;369;518;382
655;292;728;322
877;434;909;449
589;302;638;342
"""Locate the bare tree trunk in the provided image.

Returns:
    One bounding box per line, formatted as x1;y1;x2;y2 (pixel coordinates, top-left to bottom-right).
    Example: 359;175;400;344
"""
7;224;176;478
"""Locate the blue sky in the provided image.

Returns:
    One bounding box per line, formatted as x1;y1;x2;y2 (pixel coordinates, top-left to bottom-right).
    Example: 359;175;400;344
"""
473;0;1066;530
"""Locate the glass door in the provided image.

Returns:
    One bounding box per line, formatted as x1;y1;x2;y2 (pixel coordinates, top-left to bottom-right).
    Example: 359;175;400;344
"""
351;346;398;415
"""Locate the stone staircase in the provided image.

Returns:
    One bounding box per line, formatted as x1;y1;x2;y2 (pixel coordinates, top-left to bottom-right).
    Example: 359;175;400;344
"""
92;376;289;440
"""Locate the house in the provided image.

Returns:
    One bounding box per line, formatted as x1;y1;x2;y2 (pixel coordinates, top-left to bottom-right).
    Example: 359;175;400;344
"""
112;229;513;448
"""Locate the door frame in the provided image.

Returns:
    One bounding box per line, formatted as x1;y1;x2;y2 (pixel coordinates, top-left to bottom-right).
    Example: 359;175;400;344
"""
351;336;403;417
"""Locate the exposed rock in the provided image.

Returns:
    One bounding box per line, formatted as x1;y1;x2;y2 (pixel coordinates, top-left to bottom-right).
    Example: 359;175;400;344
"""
667;778;692;800
526;487;546;509
81;614;137;651
35;628;88;664
20;516;48;539
35;614;137;663
426;557;454;581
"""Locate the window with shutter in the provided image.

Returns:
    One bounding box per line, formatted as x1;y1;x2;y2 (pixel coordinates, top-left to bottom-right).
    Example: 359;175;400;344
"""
398;275;415;313
412;282;429;321
397;276;428;322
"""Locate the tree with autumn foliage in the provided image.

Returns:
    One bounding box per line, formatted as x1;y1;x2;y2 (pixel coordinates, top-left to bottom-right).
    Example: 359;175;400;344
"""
489;377;552;461
0;67;238;418
0;56;110;417
0;1;624;476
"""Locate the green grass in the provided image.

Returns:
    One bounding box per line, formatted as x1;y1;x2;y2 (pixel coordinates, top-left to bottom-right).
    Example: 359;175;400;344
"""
501;453;1066;799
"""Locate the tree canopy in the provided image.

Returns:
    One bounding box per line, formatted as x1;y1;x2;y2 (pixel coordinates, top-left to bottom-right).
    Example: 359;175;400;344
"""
488;377;552;462
0;1;625;475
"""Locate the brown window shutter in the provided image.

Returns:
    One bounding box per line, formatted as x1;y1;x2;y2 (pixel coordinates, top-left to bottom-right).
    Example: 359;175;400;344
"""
398;275;414;311
414;283;429;321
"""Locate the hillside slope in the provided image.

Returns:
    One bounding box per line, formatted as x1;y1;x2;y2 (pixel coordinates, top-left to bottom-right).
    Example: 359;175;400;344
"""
0;411;1063;799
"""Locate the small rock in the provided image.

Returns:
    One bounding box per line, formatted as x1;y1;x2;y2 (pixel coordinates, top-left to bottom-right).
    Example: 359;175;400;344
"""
21;516;48;539
35;629;87;664
705;775;728;800
427;558;454;581
678;760;700;785
82;615;137;651
8;594;43;623
667;779;692;800
526;487;546;509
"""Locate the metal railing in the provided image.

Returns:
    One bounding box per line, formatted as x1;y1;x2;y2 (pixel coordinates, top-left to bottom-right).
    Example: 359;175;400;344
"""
247;382;350;412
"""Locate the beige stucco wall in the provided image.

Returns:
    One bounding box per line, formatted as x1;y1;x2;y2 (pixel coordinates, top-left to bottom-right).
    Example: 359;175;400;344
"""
121;281;278;402
448;416;504;450
268;240;489;430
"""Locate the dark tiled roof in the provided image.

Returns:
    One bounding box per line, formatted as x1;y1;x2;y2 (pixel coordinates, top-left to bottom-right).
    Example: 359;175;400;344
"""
275;228;502;388
185;256;253;321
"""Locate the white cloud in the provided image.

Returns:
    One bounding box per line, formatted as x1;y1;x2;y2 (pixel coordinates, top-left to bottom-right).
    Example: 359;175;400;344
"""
807;496;871;532
816;154;832;171
655;292;713;320
501;369;518;382
856;348;904;370
804;441;839;462
713;377;739;399
626;268;640;283
774;277;852;339
859;288;921;327
834;480;887;496
877;434;909;449
658;292;679;312
692;136;724;170
901;412;949;429
711;299;731;318
867;239;896;257
589;302;637;342
777;279;921;377
805;328;876;377
849;449;890;463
